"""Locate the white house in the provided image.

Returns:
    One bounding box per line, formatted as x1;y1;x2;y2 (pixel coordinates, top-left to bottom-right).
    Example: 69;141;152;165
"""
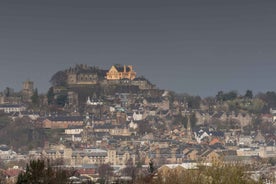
65;127;83;135
259;146;276;158
133;111;143;121
0;104;26;113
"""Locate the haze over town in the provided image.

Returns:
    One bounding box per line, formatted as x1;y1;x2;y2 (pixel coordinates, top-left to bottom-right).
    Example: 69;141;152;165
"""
1;1;276;184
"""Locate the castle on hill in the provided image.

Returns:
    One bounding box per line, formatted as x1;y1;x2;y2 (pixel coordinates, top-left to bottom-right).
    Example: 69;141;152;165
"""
63;64;154;90
66;64;107;85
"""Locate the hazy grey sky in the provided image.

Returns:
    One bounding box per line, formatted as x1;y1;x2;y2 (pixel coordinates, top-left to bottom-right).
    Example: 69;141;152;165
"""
0;0;275;97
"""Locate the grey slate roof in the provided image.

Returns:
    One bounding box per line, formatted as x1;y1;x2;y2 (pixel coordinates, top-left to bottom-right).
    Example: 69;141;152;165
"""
47;116;84;122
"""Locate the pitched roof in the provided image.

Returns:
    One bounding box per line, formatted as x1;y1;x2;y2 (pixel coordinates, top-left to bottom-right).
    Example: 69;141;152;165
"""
114;65;131;72
0;104;25;108
0;145;10;151
209;138;220;145
4;169;22;177
47;116;84;122
200;149;214;157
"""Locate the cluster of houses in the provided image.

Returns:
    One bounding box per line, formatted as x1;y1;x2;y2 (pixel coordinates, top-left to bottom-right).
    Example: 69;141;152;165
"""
0;65;276;183
1;91;276;165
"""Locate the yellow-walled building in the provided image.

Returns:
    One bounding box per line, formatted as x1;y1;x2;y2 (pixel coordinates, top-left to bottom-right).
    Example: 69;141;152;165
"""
106;65;136;80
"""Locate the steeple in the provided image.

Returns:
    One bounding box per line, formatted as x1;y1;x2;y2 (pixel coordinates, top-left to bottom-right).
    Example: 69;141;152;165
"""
82;113;96;147
187;114;192;141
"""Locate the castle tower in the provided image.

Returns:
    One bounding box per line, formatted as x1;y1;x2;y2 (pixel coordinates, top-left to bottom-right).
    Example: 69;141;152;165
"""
22;80;34;102
23;80;34;91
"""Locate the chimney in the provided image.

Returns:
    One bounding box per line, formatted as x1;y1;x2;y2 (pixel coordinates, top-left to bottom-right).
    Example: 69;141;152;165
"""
128;65;133;71
124;65;126;73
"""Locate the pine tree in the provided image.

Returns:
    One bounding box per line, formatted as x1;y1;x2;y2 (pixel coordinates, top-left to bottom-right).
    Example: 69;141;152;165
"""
16;159;71;184
148;159;155;174
31;88;39;106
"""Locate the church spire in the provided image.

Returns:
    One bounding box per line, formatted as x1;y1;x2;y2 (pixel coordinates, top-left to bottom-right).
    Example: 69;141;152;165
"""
187;114;192;141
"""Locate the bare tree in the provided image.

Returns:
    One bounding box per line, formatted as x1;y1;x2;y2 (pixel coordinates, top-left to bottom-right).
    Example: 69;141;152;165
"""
98;164;113;184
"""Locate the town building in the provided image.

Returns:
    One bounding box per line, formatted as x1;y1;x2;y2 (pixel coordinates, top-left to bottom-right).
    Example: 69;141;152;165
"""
106;65;136;80
66;64;107;85
42;116;84;129
0;104;26;113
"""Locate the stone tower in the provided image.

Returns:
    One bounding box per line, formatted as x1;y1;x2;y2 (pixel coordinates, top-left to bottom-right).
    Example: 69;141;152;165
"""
183;113;193;143
22;80;34;102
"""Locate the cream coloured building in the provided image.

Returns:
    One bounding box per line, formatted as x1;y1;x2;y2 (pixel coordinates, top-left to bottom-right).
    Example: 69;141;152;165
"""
106;65;136;80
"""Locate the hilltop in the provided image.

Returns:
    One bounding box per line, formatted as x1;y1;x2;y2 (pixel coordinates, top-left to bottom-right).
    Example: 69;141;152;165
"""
48;64;161;113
